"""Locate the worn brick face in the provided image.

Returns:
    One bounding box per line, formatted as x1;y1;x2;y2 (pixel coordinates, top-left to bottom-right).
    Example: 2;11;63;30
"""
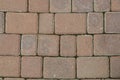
55;13;86;34
0;34;20;55
6;13;38;34
44;57;75;78
94;34;120;55
4;78;24;80
0;0;27;12
111;0;120;11
105;12;120;33
77;57;109;78
50;0;71;12
0;12;4;33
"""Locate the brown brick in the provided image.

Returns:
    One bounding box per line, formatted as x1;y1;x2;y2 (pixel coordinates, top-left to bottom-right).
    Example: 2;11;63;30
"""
94;0;110;12
21;57;42;78
29;0;49;12
39;14;54;34
6;13;38;34
0;34;20;55
4;78;24;80
77;57;109;78
44;57;75;78
50;0;71;12
110;56;120;78
0;12;4;33
94;34;120;55
38;35;59;56
0;0;27;12
111;0;120;11
0;56;20;77
55;13;86;34
77;35;93;56
72;0;93;12
105;12;120;33
60;35;76;56
21;35;37;55
87;13;103;34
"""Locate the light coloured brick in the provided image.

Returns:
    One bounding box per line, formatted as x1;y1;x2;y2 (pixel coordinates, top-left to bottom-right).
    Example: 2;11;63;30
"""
21;57;42;78
50;0;71;12
44;57;75;78
111;0;120;11
4;78;24;80
77;35;93;56
0;56;20;77
38;35;59;56
6;13;38;34
55;13;86;34
29;0;49;12
94;34;120;55
60;35;76;56
27;79;57;80
105;12;120;33
0;12;4;33
21;35;37;55
39;14;54;34
110;56;120;78
0;0;27;12
94;0;110;12
0;34;20;55
77;57;109;78
87;13;103;34
72;0;93;12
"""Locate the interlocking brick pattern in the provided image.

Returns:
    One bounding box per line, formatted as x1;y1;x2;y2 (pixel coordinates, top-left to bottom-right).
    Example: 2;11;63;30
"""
0;0;120;80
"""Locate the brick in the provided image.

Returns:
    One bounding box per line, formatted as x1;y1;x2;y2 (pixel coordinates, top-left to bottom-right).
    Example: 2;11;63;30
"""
110;56;120;78
6;13;38;34
105;12;120;33
0;0;27;12
0;12;4;33
4;78;24;80
94;0;110;12
111;0;120;11
60;35;76;56
27;79;57;80
44;57;75;78
29;0;49;12
21;57;42;78
0;56;20;77
0;34;20;55
94;34;120;55
39;14;54;34
21;35;37;55
81;79;100;80
77;35;93;56
87;13;103;34
105;79;120;80
77;57;109;78
50;0;71;12
60;79;78;80
72;0;93;12
55;13;86;34
38;35;59;56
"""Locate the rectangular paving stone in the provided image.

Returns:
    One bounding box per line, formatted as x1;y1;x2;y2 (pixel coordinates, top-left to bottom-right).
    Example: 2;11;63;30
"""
94;34;120;55
72;0;93;12
111;0;120;11
6;13;38;34
39;14;54;34
44;57;75;78
110;56;120;78
60;35;76;56
21;35;37;55
87;13;103;34
38;35;59;56
27;79;58;80
55;13;86;34
0;12;4;33
50;0;71;12
0;56;20;77
4;78;24;80
0;34;20;55
0;0;27;12
105;12;120;33
21;57;42;78
77;57;109;78
81;79;101;80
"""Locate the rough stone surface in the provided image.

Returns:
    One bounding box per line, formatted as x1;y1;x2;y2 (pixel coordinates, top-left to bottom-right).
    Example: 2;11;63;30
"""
0;12;4;33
